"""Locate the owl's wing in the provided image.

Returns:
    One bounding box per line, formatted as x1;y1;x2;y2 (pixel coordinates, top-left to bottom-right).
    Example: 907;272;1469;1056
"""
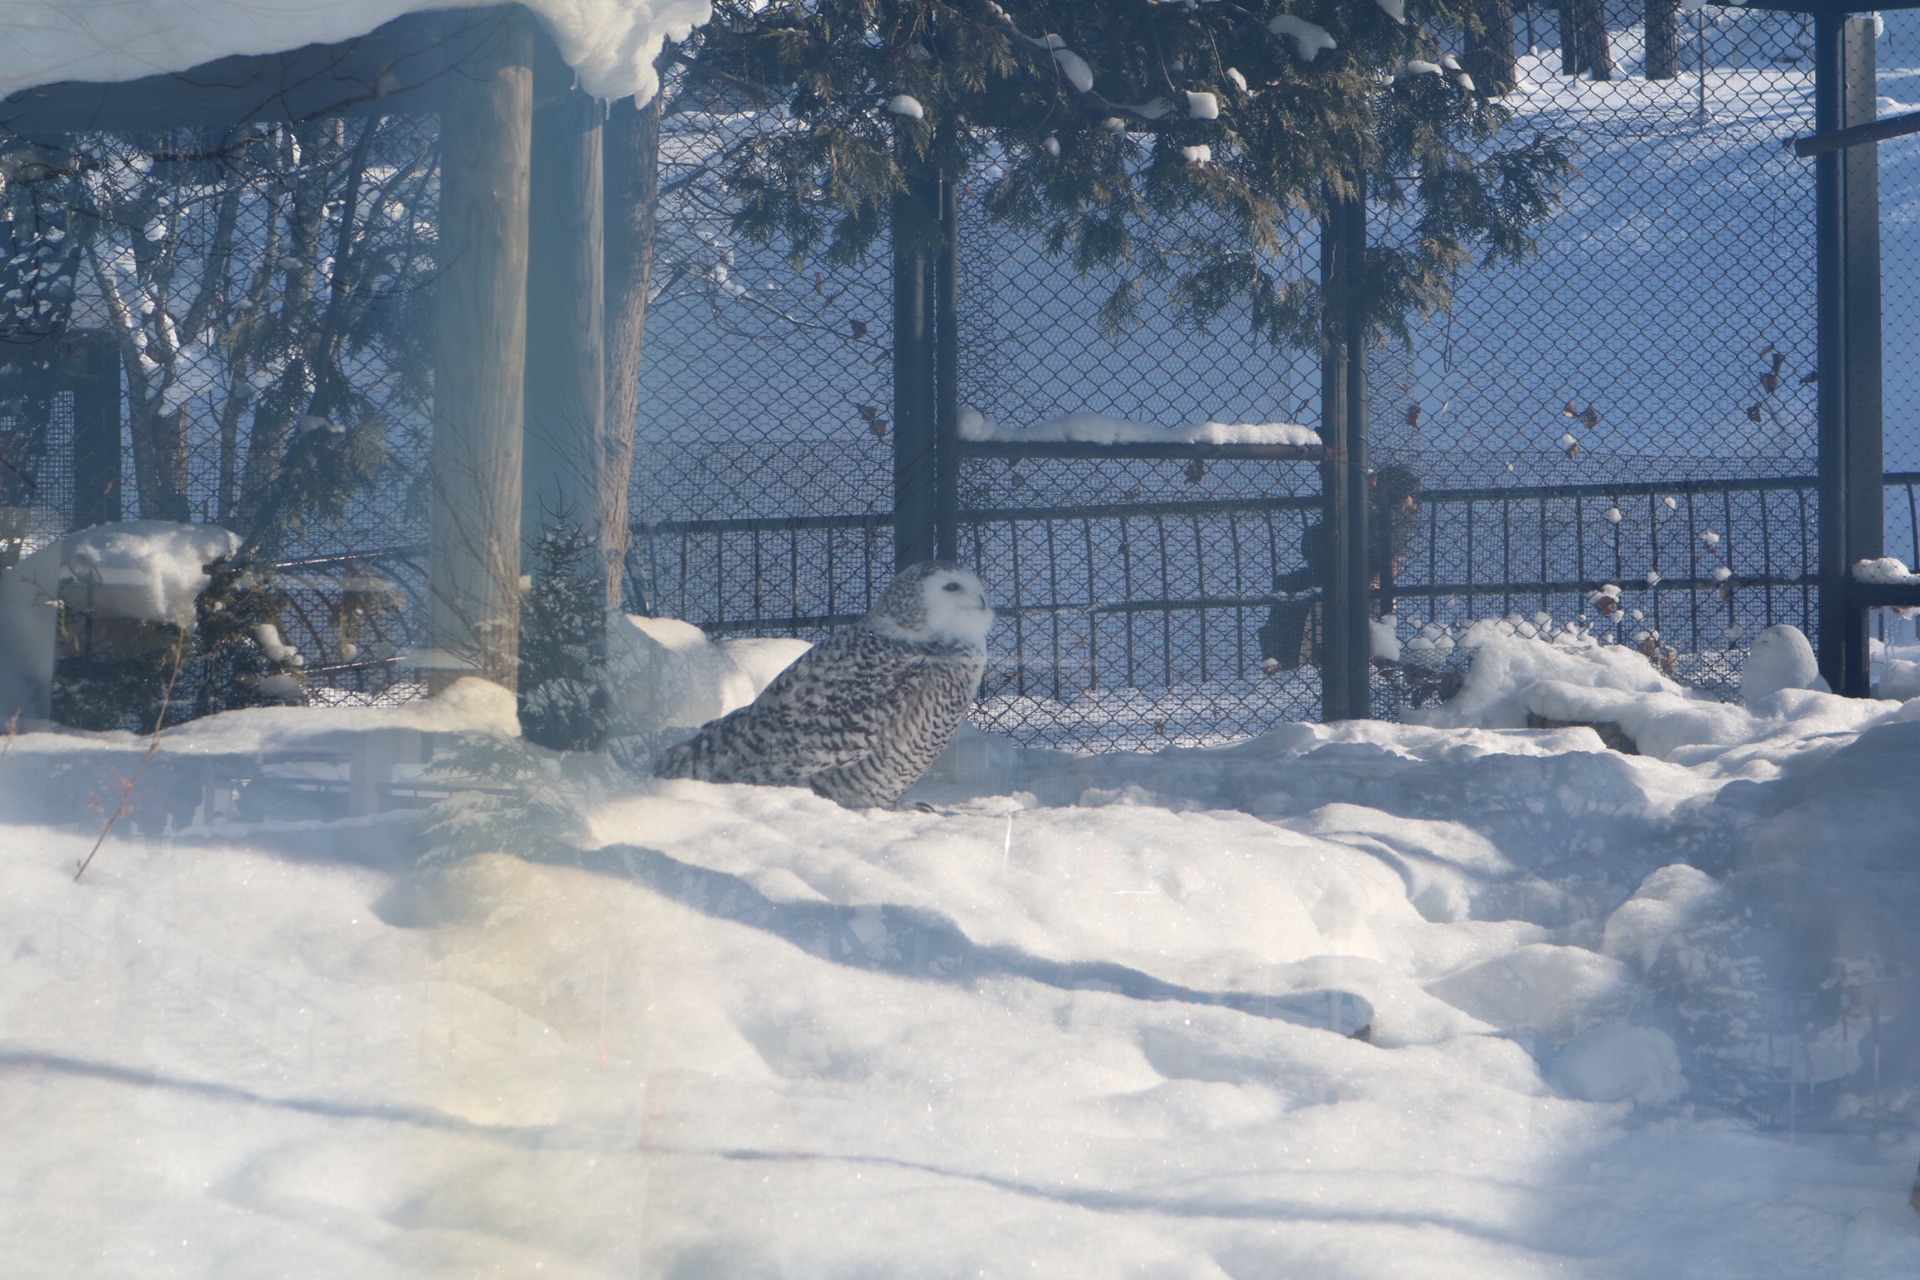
655;631;926;784
807;658;980;809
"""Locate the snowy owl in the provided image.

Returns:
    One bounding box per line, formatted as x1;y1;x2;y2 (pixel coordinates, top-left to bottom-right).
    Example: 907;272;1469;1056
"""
653;561;994;808
1742;623;1830;706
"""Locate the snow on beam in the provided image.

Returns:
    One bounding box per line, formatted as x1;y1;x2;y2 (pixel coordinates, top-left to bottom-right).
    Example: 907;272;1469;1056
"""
0;10;502;137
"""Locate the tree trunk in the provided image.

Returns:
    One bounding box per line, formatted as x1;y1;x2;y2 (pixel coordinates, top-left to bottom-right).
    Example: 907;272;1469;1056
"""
1465;0;1519;96
1564;0;1615;81
126;394;191;522
600;90;663;613
1644;0;1680;81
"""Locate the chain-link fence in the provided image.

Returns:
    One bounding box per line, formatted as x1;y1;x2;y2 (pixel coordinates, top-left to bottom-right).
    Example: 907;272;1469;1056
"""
1370;7;1824;704
632;5;1918;749
6;9;1907;744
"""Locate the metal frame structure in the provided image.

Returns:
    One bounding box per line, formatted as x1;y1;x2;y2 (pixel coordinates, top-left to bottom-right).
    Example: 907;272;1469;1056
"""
1729;0;1920;693
894;174;1375;719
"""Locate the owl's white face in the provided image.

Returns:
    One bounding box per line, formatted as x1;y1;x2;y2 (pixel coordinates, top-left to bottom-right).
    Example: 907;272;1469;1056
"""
871;563;995;645
916;566;995;645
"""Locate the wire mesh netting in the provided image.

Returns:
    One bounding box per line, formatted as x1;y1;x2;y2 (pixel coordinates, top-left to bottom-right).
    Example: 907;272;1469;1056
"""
953;189;1328;749
630;101;900;639
0;114;438;707
1369;7;1832;702
631;6;1900;749
3;8;1908;743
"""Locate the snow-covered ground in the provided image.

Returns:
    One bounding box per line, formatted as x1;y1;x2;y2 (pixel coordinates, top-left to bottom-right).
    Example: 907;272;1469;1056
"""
6;631;1919;1277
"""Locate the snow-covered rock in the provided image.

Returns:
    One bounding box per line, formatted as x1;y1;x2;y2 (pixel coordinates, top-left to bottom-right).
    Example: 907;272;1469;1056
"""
1548;1023;1687;1106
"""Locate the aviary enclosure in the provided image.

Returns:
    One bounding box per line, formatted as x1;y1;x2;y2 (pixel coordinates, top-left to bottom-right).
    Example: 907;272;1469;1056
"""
1;1;1917;749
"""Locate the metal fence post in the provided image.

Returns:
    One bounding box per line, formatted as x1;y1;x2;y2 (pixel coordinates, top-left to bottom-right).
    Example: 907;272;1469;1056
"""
934;173;961;563
1814;12;1882;697
69;332;122;529
1320;176;1371;721
892;177;939;570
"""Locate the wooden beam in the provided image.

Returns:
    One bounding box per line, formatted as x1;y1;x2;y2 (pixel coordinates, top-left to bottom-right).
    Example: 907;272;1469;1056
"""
0;9;501;137
427;8;534;691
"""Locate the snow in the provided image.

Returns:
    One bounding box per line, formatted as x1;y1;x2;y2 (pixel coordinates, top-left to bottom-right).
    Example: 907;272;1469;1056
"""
7;520;239;628
959;406;1321;447
883;93;924;120
0;0;713;104
1742;623;1831;706
7;623;1920;1276
1180;143;1212;164
1855;556;1920;584
0;521;241;721
1267;15;1336;61
603;612;809;743
1184;90;1218;120
1051;46;1093;94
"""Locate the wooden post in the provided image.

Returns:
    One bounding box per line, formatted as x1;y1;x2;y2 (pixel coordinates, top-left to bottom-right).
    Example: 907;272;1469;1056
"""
428;7;534;691
522;32;606;564
601;91;664;613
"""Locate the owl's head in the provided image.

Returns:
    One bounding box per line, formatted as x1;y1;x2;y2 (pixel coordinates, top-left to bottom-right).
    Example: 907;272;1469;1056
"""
871;561;994;646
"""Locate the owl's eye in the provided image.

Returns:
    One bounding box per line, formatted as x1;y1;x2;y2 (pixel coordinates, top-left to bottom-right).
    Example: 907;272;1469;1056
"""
942;581;963;592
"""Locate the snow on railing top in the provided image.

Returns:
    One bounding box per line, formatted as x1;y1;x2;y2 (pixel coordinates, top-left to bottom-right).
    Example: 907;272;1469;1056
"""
1852;556;1920;584
0;0;711;104
959;407;1321;448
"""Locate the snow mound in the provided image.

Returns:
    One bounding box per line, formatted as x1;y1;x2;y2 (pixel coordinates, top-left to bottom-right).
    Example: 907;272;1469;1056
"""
1548;1023;1686;1106
1742;624;1829;705
959;407;1320;448
1410;635;1682;732
605;614;808;737
1409;634;1885;761
1852;556;1919;584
